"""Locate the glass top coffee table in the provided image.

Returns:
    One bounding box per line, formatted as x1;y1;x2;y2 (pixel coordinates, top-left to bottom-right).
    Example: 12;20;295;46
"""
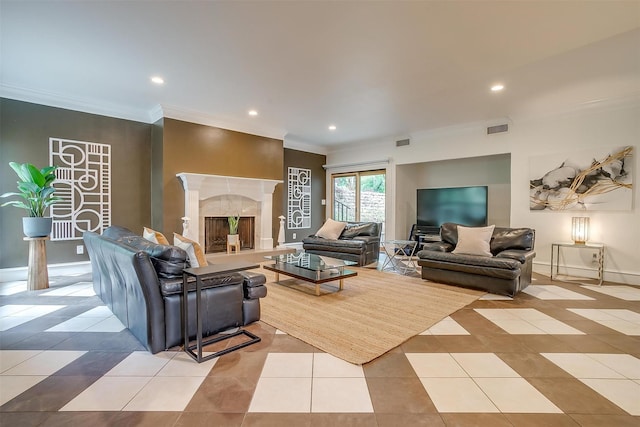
263;251;357;296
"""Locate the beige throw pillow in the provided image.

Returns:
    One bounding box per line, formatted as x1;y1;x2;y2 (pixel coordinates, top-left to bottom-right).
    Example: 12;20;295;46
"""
143;227;169;245
452;225;495;257
173;233;208;268
315;218;347;240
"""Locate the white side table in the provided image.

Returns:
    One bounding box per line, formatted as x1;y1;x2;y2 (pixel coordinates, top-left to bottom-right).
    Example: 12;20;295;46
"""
550;242;604;286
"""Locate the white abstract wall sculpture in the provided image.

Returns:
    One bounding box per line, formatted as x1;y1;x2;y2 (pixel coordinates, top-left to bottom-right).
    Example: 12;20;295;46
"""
287;167;311;229
49;137;111;240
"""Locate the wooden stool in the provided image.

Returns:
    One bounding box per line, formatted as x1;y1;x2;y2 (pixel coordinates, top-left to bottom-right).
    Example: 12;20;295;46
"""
227;241;241;254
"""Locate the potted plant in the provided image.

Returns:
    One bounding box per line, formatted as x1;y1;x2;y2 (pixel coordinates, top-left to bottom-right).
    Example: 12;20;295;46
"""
227;214;240;246
1;162;60;237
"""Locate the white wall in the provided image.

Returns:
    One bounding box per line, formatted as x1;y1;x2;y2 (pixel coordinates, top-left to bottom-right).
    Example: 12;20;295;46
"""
326;101;640;285
395;154;511;239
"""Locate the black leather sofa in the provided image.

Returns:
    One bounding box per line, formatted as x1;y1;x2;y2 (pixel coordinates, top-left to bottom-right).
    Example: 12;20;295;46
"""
83;226;267;353
302;221;381;266
417;223;536;297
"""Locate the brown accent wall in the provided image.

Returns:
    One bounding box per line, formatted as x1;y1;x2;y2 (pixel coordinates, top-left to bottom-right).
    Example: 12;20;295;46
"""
157;118;284;241
0;98;151;268
283;148;327;243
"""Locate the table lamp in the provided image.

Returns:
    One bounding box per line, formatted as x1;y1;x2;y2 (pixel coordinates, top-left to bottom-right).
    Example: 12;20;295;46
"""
571;217;589;245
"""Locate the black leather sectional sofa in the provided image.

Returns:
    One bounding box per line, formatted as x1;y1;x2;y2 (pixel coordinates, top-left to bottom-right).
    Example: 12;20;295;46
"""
417;222;536;297
83;226;267;353
302;221;381;266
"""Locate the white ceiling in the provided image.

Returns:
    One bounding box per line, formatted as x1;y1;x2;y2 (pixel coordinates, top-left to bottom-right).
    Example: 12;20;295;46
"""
1;1;639;151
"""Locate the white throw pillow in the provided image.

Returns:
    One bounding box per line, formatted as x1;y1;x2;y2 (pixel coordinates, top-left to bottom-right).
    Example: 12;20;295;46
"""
315;218;347;240
143;227;169;245
452;225;495;257
173;233;208;268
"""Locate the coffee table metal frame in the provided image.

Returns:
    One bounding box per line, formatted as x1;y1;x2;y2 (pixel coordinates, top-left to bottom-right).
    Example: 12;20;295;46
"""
263;251;357;296
182;262;261;363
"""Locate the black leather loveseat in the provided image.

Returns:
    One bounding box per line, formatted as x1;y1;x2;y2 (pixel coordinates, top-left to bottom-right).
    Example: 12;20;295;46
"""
302;221;381;266
417;222;536;297
83;226;267;353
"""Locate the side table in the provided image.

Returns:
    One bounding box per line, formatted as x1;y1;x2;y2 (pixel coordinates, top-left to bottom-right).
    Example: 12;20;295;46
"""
24;237;49;291
550;242;604;286
182;262;261;363
381;239;419;275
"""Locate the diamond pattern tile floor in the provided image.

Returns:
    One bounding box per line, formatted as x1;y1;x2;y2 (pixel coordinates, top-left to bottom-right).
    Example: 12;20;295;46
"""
0;271;639;425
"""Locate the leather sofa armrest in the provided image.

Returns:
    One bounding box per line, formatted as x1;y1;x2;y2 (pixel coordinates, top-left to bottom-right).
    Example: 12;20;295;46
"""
349;235;380;244
418;242;454;254
496;249;536;264
239;271;268;299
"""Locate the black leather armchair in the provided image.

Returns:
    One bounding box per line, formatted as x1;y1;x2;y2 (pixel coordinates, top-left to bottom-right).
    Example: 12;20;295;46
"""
83;226;266;353
417;223;536;297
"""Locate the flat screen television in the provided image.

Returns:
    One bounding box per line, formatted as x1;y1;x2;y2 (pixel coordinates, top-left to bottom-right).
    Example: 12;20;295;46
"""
417;186;488;229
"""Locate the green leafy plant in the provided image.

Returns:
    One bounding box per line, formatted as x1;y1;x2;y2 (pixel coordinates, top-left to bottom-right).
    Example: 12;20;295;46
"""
1;162;60;217
227;214;240;235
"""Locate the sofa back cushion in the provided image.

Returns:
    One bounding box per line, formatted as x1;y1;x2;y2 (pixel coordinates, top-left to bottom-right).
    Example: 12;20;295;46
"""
341;222;380;239
440;222;535;255
103;226;189;278
491;227;535;253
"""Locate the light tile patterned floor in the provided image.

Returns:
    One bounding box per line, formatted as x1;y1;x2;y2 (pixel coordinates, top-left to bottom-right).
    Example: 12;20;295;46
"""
408;353;561;413
1;272;639;426
249;353;373;413
0;305;66;331
568;309;640;335
420;316;470;335
523;285;595;300
581;285;640;301
543;353;640;415
474;308;586;335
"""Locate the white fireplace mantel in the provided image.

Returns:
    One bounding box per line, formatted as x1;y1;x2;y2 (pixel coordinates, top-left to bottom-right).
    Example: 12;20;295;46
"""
177;172;283;250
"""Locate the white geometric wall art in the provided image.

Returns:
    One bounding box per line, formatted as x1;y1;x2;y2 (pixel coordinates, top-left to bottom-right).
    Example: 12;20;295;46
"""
529;145;633;211
287;167;311;229
49;137;111;240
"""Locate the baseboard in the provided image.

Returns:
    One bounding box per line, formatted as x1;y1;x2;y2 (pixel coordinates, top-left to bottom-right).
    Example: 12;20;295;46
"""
532;261;640;287
0;261;92;282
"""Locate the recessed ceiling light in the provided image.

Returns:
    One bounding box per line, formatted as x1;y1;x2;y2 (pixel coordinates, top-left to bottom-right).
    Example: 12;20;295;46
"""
151;76;164;85
328;125;337;131
248;110;258;116
491;84;504;92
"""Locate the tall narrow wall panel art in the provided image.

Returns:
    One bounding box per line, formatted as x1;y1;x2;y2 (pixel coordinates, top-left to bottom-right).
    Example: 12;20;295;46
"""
287;167;311;229
49;138;111;240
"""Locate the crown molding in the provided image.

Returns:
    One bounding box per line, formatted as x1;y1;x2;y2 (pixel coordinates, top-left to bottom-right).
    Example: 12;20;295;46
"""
283;135;328;156
159;104;286;141
0;84;151;123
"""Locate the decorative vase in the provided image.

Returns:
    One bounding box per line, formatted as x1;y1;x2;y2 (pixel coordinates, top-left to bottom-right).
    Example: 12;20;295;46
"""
227;234;239;245
23;217;53;238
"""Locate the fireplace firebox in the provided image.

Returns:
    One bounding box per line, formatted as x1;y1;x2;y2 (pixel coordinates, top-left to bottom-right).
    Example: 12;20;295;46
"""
204;217;255;253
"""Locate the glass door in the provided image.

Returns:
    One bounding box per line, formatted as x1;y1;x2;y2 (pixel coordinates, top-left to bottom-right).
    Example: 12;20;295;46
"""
331;170;385;235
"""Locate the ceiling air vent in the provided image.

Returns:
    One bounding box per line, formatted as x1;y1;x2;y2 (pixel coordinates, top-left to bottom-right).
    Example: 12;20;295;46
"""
487;124;508;135
396;138;410;147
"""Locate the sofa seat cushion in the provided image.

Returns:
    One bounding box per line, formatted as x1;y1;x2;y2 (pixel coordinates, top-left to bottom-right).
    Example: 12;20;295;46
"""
418;251;521;280
302;236;367;254
159;273;244;296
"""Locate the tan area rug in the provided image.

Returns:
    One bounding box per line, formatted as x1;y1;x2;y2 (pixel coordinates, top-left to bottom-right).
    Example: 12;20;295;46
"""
257;265;483;365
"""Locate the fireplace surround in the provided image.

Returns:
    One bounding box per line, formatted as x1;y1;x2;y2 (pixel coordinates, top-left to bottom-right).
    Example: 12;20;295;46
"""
177;173;282;251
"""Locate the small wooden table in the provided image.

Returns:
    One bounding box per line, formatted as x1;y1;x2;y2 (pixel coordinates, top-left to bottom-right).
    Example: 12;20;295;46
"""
24;237;49;291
